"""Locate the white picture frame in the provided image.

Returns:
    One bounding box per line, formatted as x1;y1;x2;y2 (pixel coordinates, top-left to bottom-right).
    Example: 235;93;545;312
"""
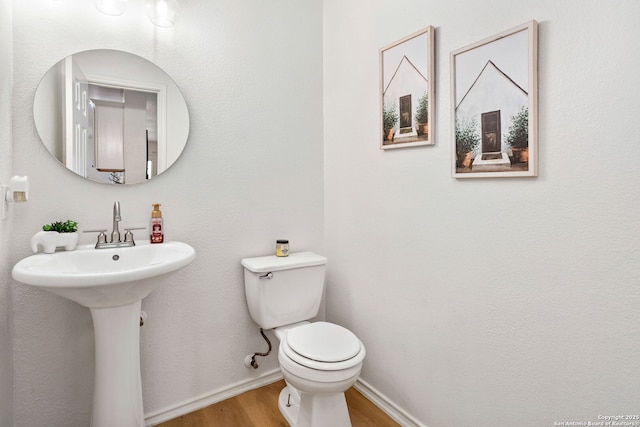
451;21;538;178
380;26;435;150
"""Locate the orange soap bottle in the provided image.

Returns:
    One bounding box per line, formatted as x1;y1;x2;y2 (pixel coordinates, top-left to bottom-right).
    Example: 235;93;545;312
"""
150;204;164;244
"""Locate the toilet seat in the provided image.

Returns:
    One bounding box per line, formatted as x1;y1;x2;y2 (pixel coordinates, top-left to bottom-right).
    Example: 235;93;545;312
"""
282;322;365;371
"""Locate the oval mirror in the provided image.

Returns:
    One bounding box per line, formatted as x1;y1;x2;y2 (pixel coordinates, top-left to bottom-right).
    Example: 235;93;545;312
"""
34;49;189;185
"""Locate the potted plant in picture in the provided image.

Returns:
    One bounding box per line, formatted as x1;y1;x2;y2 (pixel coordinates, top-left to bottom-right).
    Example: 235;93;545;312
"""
506;106;529;163
414;92;429;137
31;220;79;254
455;117;480;168
383;102;398;142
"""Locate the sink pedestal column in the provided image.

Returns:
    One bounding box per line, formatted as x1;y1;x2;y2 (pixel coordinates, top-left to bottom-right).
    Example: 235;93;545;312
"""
90;300;144;427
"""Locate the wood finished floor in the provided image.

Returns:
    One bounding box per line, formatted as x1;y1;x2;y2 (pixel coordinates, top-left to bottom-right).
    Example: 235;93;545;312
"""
155;380;400;427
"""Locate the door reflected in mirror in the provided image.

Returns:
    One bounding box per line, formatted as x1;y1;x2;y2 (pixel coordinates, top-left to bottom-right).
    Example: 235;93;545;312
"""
34;49;190;185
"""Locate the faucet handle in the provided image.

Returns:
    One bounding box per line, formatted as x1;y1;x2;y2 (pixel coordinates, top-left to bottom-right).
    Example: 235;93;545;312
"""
123;227;146;243
83;229;108;245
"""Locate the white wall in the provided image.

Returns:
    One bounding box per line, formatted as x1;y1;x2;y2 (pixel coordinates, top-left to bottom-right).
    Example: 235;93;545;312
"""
324;1;640;426
9;0;323;425
0;0;14;424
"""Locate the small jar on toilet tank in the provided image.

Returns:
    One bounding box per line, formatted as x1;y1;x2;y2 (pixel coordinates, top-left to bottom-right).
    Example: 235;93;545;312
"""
275;240;289;257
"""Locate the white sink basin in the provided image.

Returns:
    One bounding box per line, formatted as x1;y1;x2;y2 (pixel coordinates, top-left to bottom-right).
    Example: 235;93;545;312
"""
12;240;195;308
12;240;196;427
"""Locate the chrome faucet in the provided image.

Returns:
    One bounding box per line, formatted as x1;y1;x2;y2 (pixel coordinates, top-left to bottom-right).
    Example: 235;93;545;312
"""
111;201;122;243
84;201;145;249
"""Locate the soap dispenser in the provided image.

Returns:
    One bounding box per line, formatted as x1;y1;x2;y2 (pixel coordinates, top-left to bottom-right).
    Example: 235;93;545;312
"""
150;204;164;243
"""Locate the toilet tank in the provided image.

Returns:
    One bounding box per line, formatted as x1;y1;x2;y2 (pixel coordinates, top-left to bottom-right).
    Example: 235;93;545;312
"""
241;252;327;330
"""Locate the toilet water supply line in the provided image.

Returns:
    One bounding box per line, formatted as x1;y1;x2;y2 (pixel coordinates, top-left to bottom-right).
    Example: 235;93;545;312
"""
245;328;272;369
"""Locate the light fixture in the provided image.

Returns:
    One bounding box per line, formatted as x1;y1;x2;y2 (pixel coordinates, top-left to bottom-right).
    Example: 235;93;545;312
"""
146;0;179;28
95;0;128;16
95;0;178;27
1;176;29;220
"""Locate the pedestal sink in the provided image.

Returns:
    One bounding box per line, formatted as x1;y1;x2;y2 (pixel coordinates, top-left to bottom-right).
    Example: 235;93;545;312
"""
12;240;196;427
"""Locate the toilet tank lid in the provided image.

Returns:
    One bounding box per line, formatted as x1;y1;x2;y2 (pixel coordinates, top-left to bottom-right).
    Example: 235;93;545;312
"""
241;251;327;273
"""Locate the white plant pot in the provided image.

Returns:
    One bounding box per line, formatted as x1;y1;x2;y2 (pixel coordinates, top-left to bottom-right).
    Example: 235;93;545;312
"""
31;231;79;254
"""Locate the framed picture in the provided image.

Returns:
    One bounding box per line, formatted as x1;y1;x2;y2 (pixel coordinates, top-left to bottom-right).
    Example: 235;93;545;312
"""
380;26;435;150
451;21;538;178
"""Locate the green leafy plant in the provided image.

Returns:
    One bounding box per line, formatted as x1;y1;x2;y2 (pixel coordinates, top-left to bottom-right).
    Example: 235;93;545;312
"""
455;116;480;158
383;102;398;130
506;106;529;149
42;220;78;233
414;92;428;124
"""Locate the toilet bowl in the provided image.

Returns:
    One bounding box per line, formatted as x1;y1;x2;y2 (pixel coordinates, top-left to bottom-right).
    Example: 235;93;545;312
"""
274;321;366;427
241;252;366;427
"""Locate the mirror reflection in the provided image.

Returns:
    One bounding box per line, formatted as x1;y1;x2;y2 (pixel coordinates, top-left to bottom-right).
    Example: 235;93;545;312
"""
34;50;189;185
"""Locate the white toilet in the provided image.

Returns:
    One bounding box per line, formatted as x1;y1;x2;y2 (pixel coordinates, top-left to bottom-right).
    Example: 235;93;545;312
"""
241;251;366;427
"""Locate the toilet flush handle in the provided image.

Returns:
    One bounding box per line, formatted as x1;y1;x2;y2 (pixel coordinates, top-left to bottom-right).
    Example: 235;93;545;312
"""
259;272;273;280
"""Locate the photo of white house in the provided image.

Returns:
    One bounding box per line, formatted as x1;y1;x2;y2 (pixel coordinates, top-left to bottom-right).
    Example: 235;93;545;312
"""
380;27;433;149
452;23;536;176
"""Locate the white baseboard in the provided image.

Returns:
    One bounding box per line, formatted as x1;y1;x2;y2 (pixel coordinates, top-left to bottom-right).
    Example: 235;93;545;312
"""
144;369;283;426
353;378;426;427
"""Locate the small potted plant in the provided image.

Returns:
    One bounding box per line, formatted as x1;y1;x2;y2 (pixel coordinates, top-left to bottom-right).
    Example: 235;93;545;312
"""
455;117;480;168
414;93;429;137
383;102;398;142
506;106;529;163
31;220;79;253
